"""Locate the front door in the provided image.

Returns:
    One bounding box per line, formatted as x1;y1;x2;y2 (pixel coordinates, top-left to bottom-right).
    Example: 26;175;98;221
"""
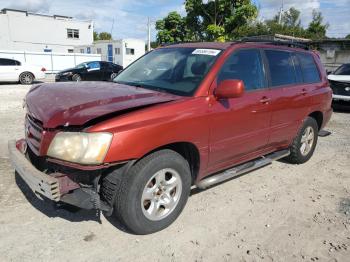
85;61;102;81
0;58;18;81
208;49;272;171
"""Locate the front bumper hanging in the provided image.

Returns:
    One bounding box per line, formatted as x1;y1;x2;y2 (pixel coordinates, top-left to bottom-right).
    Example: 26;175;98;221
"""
8;140;112;212
8;140;60;201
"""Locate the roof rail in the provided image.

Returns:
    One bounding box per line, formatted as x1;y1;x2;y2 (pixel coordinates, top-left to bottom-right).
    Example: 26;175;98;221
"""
239;37;310;50
160;41;206;47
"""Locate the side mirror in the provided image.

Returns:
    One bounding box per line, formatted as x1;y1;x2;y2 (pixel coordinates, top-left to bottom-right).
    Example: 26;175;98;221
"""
326;70;332;75
215;79;245;99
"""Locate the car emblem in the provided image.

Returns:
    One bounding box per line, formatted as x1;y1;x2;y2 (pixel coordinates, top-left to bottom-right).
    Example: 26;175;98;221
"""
345;87;350;92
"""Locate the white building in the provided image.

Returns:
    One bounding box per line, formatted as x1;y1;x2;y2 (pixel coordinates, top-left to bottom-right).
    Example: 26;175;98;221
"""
75;39;145;68
0;8;93;53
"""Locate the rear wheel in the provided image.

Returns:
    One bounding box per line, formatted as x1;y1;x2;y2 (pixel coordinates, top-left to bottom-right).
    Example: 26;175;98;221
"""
102;149;191;234
19;72;34;85
286;117;319;164
110;72;118;81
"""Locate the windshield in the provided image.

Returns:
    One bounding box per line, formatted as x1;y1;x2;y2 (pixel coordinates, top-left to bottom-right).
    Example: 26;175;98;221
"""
114;47;222;96
334;64;350;75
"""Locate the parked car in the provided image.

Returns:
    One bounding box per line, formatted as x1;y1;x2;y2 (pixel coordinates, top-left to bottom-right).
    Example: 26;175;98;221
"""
328;63;350;103
0;58;46;84
55;61;123;82
9;41;332;234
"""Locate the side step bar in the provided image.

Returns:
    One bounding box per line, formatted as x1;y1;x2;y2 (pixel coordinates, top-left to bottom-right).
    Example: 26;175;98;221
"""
196;149;290;189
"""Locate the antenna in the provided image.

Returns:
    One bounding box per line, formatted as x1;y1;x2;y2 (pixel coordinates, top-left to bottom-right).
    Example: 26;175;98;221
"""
147;17;151;51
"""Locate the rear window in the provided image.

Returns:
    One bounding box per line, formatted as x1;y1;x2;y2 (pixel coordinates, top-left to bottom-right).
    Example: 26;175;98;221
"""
265;50;296;87
296;53;321;83
334;64;350;75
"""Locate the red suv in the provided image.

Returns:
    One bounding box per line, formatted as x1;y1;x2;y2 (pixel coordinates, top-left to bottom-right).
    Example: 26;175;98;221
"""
9;41;332;234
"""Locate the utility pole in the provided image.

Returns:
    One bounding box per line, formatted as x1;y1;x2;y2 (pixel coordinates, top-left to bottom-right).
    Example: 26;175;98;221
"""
147;17;151;52
278;0;284;25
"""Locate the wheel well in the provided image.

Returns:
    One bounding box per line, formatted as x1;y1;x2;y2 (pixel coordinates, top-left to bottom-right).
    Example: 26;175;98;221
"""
309;111;323;130
145;142;200;184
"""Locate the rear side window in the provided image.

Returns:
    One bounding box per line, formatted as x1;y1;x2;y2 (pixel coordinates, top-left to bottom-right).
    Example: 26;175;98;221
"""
296;53;321;83
265;50;296;87
218;49;265;91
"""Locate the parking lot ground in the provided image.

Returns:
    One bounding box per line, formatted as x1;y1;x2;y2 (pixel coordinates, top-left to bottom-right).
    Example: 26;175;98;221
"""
0;83;349;262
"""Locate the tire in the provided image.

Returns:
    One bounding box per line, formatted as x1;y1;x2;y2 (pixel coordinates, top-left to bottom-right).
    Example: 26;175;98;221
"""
72;74;82;82
110;72;118;81
101;149;191;234
286;117;319;164
19;72;34;85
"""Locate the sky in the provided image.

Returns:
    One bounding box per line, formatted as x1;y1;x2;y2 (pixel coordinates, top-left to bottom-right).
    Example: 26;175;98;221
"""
0;0;349;40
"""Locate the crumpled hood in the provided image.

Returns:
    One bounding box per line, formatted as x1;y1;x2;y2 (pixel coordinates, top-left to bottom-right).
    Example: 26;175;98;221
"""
26;81;181;128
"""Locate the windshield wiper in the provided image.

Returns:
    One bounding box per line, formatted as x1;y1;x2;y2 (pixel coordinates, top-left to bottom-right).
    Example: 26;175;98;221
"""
115;81;176;95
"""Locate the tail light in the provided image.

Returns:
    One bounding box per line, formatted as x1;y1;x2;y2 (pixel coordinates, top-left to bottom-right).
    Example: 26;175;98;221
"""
41;67;46;72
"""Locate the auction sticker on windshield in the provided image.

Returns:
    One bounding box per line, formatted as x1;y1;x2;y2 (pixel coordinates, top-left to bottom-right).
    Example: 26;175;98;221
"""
192;49;221;56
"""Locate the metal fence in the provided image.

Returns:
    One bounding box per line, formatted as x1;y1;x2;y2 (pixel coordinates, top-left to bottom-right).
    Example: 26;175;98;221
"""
0;50;101;73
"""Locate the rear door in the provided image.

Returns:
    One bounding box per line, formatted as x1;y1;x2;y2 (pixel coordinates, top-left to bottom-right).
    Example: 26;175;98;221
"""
264;50;321;147
208;49;272;171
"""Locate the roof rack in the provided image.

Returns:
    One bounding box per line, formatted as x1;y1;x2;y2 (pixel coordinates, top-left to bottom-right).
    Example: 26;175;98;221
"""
239;37;310;50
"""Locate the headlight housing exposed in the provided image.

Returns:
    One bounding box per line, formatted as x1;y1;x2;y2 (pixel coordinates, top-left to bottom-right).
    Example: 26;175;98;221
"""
47;132;113;165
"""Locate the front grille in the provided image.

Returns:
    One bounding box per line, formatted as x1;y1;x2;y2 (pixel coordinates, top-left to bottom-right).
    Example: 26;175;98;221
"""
25;114;43;155
329;80;350;96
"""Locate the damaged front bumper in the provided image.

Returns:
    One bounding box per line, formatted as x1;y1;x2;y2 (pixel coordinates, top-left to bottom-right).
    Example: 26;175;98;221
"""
8;139;111;212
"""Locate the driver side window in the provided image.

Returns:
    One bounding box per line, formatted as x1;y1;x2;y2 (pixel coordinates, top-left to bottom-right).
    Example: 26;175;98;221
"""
87;61;101;70
218;49;266;91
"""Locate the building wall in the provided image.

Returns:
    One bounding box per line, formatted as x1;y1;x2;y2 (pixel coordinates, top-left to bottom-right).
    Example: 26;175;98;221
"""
313;41;350;72
74;39;145;68
0;9;93;53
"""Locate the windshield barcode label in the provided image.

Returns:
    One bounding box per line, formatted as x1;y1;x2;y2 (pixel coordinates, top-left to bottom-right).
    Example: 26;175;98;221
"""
192;49;221;56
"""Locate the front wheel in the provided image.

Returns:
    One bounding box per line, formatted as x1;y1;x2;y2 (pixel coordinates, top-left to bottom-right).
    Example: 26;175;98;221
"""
286;117;319;164
102;149;191;234
72;74;82;82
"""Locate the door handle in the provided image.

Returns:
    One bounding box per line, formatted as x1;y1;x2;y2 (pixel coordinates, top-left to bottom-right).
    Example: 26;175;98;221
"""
260;97;271;104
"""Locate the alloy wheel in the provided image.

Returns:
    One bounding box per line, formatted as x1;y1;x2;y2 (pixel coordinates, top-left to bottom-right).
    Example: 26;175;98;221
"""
141;168;182;221
300;126;315;156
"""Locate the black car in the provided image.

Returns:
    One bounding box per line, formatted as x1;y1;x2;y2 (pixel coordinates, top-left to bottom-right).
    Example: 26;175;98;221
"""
55;61;123;82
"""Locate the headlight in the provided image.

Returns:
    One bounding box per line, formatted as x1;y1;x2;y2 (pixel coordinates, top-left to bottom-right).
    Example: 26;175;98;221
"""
47;132;113;165
62;72;72;76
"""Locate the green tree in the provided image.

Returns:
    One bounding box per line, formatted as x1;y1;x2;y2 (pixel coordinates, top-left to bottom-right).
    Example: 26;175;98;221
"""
346;34;350;39
282;7;301;27
98;32;112;40
307;10;329;40
184;0;258;41
93;31;99;41
155;11;190;44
